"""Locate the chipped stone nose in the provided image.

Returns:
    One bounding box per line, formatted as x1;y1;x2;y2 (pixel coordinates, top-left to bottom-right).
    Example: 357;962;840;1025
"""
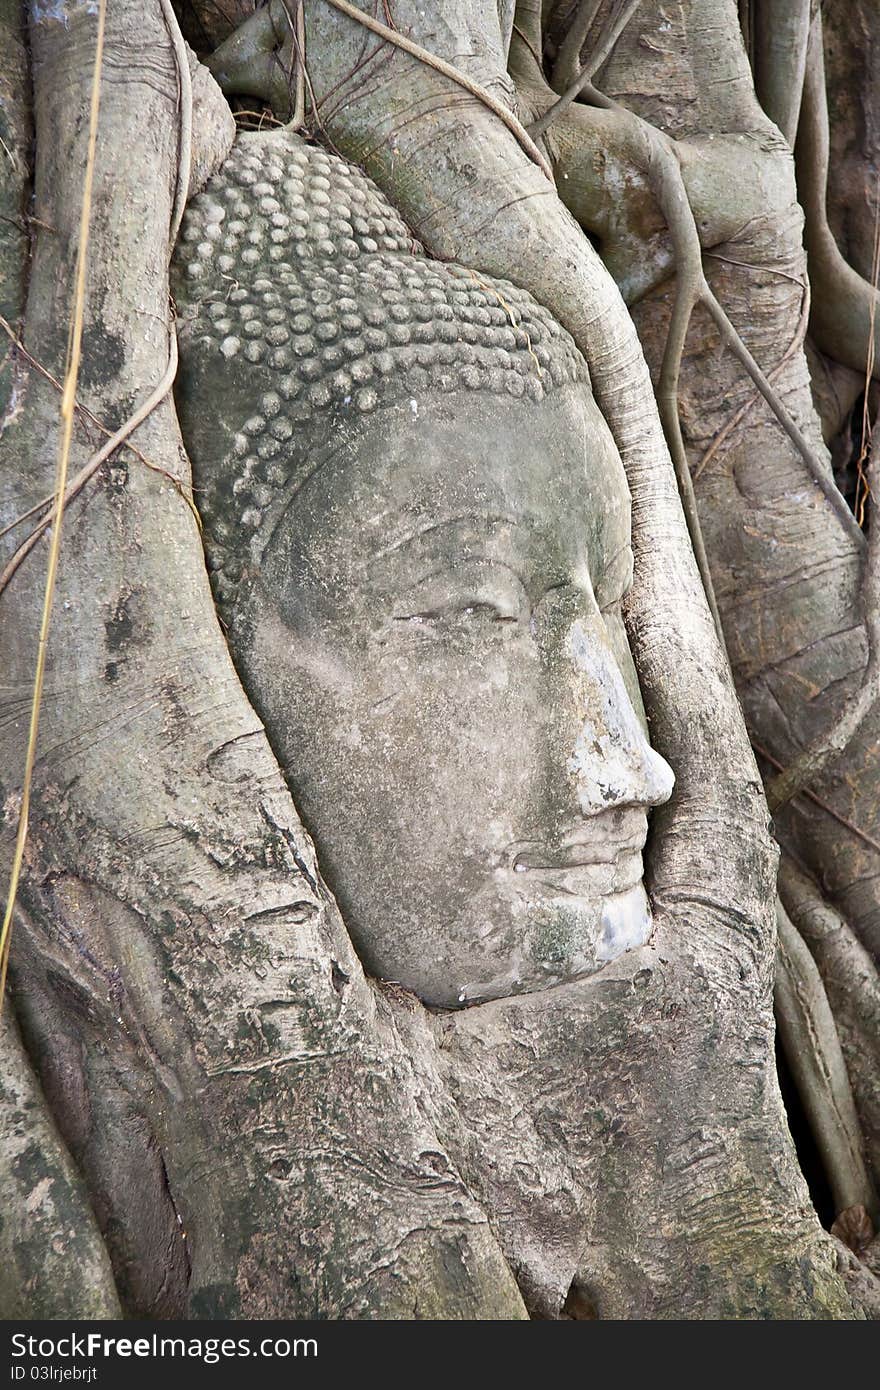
565;619;675;817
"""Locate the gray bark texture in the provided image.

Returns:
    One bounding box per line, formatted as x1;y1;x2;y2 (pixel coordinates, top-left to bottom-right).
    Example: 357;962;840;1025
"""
0;1011;120;1318
579;0;880;1183
0;0;877;1318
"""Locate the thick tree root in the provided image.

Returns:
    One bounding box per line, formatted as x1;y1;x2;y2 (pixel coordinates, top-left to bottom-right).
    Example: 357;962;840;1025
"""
766;430;880;812
0;0;110;1002
752;0;811;146
530;0;642;139
206;0;554;177
0;1008;121;1317
794;8;880;380
774;899;878;1223
779;855;880;1183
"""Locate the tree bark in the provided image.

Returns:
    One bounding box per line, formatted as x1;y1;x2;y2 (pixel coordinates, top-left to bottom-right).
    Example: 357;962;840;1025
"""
1;0;876;1318
0;1011;120;1318
541;0;880;1229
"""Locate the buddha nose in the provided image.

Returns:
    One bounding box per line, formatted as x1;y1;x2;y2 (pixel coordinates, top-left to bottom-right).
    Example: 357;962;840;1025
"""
565;618;675;818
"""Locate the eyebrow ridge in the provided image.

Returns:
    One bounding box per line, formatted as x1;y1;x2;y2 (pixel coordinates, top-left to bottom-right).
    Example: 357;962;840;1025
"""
391;555;533;593
367;512;521;565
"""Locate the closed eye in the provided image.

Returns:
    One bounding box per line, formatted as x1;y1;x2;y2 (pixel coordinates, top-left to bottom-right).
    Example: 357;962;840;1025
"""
393;602;520;626
389;559;530;628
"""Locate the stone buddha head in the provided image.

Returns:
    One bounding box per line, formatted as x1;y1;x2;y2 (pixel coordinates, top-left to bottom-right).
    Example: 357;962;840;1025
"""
173;129;674;1009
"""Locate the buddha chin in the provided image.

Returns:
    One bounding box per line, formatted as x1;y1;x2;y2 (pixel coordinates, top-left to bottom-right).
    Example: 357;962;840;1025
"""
452;879;654;1008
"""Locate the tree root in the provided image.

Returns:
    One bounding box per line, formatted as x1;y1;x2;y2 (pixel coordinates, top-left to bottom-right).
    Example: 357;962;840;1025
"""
794;7;880;380
530;0;642;139
779;854;880;1185
207;0;555;179
160;0;193;245
766;423;880;812
0;333;185;604
775;897;878;1224
0;314;199;539
550;0;602;93
752;0;811;146
1;0;194;998
290;0;307;131
0;0;109;1003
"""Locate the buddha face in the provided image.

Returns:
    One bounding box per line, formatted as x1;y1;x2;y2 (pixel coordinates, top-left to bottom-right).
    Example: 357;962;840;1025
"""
234;384;674;1007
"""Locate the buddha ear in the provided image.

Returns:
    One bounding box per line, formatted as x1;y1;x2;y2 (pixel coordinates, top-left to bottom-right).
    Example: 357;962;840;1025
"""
205;0;299;118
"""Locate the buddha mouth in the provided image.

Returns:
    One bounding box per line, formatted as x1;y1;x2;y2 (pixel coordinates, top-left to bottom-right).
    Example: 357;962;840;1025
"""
506;813;649;874
510;855;644;902
503;813;648;902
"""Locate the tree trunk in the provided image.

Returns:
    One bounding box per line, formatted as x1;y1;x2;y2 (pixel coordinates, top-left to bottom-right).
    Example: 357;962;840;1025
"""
0;0;876;1318
541;0;880;1194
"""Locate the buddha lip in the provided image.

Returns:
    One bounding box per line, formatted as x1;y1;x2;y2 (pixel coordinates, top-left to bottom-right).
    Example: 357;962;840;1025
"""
504;812;649;873
508;850;644;899
509;836;646;872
